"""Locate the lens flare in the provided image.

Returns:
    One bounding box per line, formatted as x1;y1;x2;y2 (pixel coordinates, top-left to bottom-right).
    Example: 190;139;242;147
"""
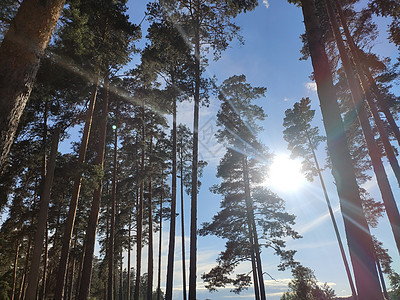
267;154;304;191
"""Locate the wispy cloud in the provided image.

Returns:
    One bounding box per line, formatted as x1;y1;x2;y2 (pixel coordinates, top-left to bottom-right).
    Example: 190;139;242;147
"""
305;81;317;92
263;0;270;8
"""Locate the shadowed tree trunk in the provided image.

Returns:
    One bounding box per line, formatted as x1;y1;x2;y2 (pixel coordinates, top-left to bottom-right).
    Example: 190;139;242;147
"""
243;155;264;300
180;145;187;300
166;99;177;300
55;81;99;300
332;0;400;187
127;209;131;300
134;100;146;300
25;128;60;300
147;135;154;300
157;177;164;300
189;5;200;297
0;0;65;172
326;0;400;255
18;235;31;300
11;243;19;300
300;0;383;298
108;119;118;300
77;75;109;300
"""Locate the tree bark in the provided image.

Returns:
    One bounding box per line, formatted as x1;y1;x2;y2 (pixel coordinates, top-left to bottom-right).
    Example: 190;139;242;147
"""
157;179;163;300
11;243;19;300
180;147;187;300
25;128;60;300
189;3;200;298
55;81;99;300
0;0;65;172
304;124;357;298
243;156;264;300
333;0;400;187
77;76;109;300
18;235;31;300
108;121;118;300
147;135;154;300
127;209;131;300
300;0;383;298
38;221;49;299
326;0;400;255
134;100;145;300
166;99;177;300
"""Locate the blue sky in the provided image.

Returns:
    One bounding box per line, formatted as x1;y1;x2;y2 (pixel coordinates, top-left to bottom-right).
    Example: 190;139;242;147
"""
117;0;399;299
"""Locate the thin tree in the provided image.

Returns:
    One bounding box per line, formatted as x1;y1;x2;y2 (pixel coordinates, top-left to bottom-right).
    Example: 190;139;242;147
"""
283;97;357;298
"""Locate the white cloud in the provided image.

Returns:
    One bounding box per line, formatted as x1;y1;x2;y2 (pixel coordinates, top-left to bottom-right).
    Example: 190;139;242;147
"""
263;0;270;8
305;82;317;92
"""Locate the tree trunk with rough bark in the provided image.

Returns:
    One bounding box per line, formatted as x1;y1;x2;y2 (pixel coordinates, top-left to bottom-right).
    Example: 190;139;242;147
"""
25;128;60;300
134;100;145;300
147;135;154;300
300;0;383;298
166;100;177;300
0;0;65;172
108;122;118;300
326;0;400;255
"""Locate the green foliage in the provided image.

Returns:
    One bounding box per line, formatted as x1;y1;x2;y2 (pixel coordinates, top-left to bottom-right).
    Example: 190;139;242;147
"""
280;265;335;300
283;97;326;181
200;75;300;293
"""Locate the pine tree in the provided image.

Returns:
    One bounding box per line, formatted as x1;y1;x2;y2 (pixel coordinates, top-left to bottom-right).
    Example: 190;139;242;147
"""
200;75;300;298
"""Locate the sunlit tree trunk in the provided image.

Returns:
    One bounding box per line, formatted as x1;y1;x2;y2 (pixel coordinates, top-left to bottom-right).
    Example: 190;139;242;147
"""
78;75;109;300
300;0;383;298
0;0;65;172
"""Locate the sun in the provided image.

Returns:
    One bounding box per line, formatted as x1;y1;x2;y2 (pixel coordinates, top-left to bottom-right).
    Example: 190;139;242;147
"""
266;154;305;192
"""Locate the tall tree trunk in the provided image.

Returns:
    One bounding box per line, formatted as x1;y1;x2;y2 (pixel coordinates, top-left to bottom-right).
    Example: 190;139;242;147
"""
305;126;357;298
180;151;187;300
134;100;146;300
332;0;400;149
66;236;78;300
189;4;200;298
55;81;99;300
77;75;109;300
332;0;400;187
11;243;20;300
166;99;177;300
157;180;163;300
300;0;383;298
108;121;118;300
0;0;65;172
127;209;131;300
326;0;400;254
18;235;31;300
25;128;60;300
243;156;265;300
39;221;49;299
147;135;154;300
119;252;123;300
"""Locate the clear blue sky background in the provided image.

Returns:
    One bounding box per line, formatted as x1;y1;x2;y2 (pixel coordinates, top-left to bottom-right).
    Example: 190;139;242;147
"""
125;0;400;299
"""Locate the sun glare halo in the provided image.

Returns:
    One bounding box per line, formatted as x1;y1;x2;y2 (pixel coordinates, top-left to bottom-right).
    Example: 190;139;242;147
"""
267;154;305;192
